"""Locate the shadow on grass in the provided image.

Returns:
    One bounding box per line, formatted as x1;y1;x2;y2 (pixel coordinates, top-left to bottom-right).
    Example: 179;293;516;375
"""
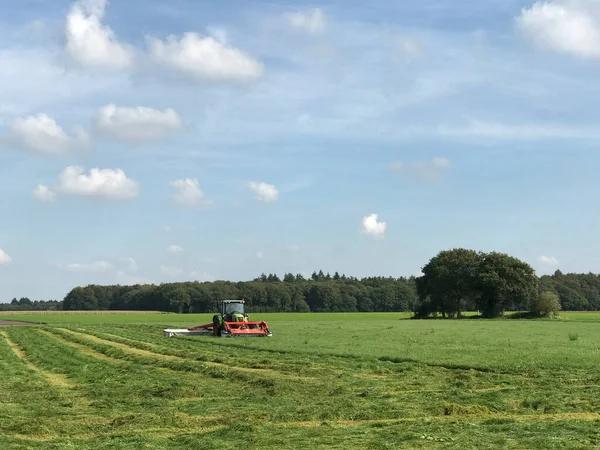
405;312;565;321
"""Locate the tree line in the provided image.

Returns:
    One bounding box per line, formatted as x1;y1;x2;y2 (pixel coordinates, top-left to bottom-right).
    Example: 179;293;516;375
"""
5;250;600;316
0;297;62;312
61;271;419;314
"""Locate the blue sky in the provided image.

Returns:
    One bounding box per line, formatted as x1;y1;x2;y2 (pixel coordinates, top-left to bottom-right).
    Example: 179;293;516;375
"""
1;0;600;301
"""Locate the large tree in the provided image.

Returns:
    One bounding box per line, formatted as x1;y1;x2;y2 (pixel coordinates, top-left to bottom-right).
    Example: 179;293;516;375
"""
416;248;482;318
476;251;538;317
63;286;98;310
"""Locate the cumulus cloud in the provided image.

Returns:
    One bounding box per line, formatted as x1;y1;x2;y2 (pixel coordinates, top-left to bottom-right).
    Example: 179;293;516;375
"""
147;32;265;81
9;114;89;155
256;251;264;259
32;185;56;203
160;265;183;277
170;178;210;206
118;257;138;272
93;104;183;142
65;0;134;70
167;245;184;254
0;249;12;265
538;255;560;267
361;213;386;239
54;165;139;200
247;181;278;203
63;260;113;273
286;8;326;34
389;158;451;181
516;0;600;58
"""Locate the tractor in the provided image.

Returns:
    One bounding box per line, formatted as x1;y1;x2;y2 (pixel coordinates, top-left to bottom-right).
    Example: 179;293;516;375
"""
163;299;272;337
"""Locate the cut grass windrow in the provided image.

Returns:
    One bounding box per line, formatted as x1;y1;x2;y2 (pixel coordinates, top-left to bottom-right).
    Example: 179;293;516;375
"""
37;329;124;363
0;331;76;390
0;330;91;421
43;326;600;422
4;314;600;449
6;328;229;407
55;327;316;382
279;411;600;428
69;326;319;381
104;323;522;376
38;328;450;423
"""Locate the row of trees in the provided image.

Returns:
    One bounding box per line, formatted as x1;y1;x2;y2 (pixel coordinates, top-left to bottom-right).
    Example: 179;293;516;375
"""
61;275;419;313
540;270;600;311
6;250;600;317
0;297;62;312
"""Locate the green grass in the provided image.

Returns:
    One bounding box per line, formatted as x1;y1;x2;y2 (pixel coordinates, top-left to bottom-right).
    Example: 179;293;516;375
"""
2;311;600;448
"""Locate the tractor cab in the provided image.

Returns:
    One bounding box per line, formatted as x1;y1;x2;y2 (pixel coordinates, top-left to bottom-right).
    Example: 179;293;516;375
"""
221;299;248;322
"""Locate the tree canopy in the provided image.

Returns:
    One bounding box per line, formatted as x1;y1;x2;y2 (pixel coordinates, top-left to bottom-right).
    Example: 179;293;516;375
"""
5;248;600;317
55;274;418;314
416;248;539;318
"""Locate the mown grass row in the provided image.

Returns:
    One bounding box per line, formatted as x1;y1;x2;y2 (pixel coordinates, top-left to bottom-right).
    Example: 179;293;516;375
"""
0;331;83;425
4;320;600;449
42;327;417;423
3;327;294;448
3;328;233;419
52;325;600;420
70;324;340;378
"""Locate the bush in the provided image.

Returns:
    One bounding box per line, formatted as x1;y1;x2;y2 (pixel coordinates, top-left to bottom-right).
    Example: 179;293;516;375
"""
530;291;561;318
568;332;579;341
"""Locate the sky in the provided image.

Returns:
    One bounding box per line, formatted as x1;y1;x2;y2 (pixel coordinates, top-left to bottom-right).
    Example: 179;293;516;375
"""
1;0;600;301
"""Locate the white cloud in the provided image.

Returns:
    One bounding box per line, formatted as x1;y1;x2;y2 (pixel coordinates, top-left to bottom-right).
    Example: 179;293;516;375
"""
63;260;113;273
538;255;560;267
170;178;210;206
389;158;451;181
0;249;12;265
285;244;300;252
147;32;265;81
247;181;278;203
164;225;172;233
65;0;134;70
55;165;139;200
516;0;600;58
160;265;183;277
256;251;264;259
32;185;56;203
286;8;326;34
167;245;184;254
361;213;386;239
9;114;89;155
118;257;138;272
93;104;183;142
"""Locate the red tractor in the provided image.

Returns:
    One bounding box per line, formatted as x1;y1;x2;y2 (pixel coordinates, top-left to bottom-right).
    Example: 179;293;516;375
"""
163;299;272;337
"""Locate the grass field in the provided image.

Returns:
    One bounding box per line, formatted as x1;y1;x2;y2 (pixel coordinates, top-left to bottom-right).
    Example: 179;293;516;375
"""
1;312;600;449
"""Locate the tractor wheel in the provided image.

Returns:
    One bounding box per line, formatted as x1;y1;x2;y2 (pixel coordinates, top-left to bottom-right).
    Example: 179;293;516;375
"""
212;315;221;336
